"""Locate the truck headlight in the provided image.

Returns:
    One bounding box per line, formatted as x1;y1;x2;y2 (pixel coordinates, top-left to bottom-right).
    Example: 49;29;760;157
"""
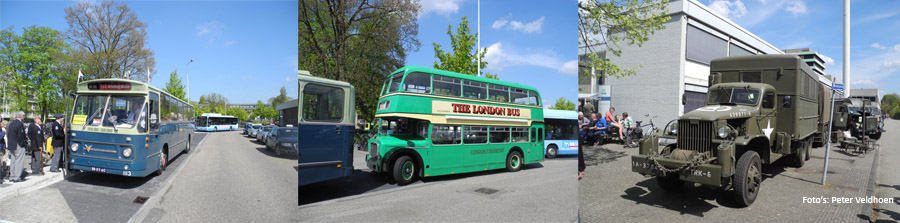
123;148;132;158
71;143;79;152
717;126;729;139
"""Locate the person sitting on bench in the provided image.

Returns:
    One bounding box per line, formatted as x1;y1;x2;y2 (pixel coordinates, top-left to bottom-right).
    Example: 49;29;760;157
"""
585;113;608;144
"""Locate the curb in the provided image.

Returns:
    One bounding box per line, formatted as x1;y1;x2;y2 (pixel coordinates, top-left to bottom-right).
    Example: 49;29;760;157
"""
0;168;66;201
127;133;208;223
860;146;880;223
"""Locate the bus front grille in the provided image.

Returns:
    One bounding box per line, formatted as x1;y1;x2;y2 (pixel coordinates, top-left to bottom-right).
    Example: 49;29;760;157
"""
677;120;713;154
369;142;378;158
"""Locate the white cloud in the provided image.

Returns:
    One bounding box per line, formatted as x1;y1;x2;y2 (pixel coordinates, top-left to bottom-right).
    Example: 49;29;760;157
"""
196;21;225;37
559;60;578;75
284;77;292;83
492;16;545;34
483;42;576;76
822;55;835;66
785;0;806;15
872;43;888;50
895;44;900;52
708;0;747;19
420;0;463;16
883;59;900;70
856;11;900;25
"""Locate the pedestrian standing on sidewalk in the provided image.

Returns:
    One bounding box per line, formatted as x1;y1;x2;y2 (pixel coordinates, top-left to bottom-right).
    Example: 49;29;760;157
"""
0;115;7;184
49;114;65;172
8;111;27;182
28;117;45;176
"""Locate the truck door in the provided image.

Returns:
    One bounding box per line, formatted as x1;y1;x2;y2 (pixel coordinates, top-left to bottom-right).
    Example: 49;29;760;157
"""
298;83;348;186
760;91;777;147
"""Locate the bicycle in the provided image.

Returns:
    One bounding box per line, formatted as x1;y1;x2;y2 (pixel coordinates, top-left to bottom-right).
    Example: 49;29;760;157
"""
625;114;658;148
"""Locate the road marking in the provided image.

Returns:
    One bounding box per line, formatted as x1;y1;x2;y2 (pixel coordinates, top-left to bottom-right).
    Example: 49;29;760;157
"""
128;133;208;223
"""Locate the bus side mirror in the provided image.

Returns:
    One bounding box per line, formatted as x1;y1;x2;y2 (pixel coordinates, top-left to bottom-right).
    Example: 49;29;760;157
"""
150;114;158;124
782;96;792;108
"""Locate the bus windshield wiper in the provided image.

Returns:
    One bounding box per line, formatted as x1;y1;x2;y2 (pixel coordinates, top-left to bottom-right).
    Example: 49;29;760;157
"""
82;108;102;129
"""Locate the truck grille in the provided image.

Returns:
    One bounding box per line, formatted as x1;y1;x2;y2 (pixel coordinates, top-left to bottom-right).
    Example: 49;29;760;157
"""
369;142;378;158
677;120;713;154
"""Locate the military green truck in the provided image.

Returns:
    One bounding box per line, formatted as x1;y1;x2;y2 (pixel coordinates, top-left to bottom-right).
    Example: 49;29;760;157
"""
632;54;827;207
847;98;882;140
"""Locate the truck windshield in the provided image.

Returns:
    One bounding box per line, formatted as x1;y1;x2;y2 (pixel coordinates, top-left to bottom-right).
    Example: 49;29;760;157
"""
708;88;760;105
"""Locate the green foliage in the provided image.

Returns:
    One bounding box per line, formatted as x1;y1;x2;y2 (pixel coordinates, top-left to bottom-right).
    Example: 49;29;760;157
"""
299;0;420;122
251;100;277;120
432;16;496;80
549;97;576;111
578;0;670;78
225;106;249;121
0;25;76;118
883;93;900;119
200;92;228;114
268;86;292;107
164;69;187;102
64;0;155;82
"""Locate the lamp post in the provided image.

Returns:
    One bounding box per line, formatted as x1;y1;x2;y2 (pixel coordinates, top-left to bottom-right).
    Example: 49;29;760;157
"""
186;59;194;102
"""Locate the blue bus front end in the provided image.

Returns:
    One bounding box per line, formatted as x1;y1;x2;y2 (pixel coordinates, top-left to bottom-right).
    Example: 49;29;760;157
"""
69;130;157;177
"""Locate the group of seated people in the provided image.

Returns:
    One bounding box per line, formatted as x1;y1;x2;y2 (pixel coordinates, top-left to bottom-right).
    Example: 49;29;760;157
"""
579;107;635;145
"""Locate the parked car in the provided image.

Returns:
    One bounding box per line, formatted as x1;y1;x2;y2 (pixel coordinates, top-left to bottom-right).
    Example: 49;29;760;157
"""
248;125;262;138
265;127;299;156
243;123;254;135
256;125;274;143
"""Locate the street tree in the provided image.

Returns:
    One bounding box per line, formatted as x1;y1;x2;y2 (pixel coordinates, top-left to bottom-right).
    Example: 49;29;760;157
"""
578;0;669;78
64;0;156;82
0;26;72;118
251;100;277;121
225;107;249;121
164;69;187;102
299;0;420;122
268;86;292;107
201;92;228;114
432;16;496;80
882;93;900;119
550;97;576;111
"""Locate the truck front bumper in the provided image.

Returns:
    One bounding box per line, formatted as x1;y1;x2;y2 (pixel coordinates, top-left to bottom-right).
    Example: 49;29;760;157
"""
631;155;724;187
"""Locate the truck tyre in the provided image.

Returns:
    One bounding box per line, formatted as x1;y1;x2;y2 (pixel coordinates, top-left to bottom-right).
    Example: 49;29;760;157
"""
804;139;811;161
546;145;558;159
733;151;762;207
506;151;523;172
791;140;807;168
392;156;416;186
656;174;684;192
870;131;881;140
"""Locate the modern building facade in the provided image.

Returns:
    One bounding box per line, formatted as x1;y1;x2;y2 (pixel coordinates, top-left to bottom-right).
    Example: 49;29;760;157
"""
580;0;790;124
849;88;883;105
783;48;827;76
275;99;298;126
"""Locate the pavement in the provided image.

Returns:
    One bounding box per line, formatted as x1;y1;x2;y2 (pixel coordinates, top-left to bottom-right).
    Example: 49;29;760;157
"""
299;149;579;222
0;157;65;202
0;132;207;222
579;122;892;222
870;119;900;222
141;131;298;222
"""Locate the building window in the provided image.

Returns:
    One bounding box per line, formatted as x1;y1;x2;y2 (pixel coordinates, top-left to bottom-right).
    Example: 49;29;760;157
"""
686;24;727;65
729;43;754;57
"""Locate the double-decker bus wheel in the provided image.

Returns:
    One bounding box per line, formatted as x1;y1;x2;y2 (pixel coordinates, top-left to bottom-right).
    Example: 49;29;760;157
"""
393;156;416;185
506;151;523;172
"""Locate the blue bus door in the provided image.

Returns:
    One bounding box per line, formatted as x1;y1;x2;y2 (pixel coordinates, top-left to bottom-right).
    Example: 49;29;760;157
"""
299;83;353;186
148;93;162;170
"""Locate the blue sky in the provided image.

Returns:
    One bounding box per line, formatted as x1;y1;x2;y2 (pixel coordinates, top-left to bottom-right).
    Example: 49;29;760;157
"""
0;0;297;104
705;0;900;97
413;0;577;108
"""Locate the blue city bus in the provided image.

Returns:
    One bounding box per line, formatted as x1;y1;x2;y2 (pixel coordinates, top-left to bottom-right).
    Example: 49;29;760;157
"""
299;70;356;186
543;109;579;159
195;113;239;132
69;79;195;177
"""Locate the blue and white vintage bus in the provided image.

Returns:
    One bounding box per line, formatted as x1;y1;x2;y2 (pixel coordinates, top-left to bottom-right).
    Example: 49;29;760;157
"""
299;70;356;186
69;79;195;177
195;113;239;132
543;109;579;158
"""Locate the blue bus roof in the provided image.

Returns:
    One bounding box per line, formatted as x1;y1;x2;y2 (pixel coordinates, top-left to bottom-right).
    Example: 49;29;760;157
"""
543;109;577;120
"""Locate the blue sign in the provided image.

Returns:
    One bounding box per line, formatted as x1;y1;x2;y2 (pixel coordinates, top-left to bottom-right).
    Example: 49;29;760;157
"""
832;83;844;90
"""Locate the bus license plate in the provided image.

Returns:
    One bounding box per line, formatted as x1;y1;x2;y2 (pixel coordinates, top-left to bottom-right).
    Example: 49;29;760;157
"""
90;167;107;173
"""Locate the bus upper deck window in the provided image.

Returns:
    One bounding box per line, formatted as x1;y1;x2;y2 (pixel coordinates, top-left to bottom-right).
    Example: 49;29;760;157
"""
489;85;509;103
462;80;487;100
511;88;528;105
387;73;403;94
527;90;540;106
403;72;431;94
433;75;461;97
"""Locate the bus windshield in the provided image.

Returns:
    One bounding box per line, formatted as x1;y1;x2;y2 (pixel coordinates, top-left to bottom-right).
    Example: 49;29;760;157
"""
103;96;145;128
73;95;109;127
708;88;759;105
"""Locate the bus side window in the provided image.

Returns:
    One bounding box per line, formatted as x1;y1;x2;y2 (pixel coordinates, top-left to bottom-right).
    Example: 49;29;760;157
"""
149;93;160;132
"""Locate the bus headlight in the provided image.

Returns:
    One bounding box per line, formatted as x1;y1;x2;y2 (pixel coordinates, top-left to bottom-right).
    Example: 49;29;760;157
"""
717;126;729;139
71;143;79;152
123;148;132;158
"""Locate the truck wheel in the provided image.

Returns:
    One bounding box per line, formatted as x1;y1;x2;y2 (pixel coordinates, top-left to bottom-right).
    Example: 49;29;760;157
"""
870;131;881;140
546;145;558;159
804;139;811;161
392;156;416;186
791;140;806;168
656;175;684;192
733;151;762;207
506;151;523;172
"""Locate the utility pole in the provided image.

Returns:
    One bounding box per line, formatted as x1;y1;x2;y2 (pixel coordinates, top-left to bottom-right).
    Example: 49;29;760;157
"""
843;0;850;98
187;59;194;102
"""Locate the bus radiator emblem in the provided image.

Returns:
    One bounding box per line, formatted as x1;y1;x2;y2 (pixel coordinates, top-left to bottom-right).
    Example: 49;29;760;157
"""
85;145;92;152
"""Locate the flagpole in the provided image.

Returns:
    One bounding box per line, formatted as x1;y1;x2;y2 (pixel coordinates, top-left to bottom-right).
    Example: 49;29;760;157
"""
477;0;481;77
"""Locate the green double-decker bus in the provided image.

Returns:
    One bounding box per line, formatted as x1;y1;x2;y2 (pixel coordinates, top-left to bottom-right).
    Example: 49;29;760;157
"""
366;66;545;185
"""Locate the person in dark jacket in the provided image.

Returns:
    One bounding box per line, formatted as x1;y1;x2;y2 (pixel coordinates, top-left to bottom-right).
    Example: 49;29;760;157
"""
49;114;65;172
28;117;45;176
8;111;27;182
1;115;6;184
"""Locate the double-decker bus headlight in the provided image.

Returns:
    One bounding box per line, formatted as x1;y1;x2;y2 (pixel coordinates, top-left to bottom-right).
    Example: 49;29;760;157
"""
71;143;79;152
123;148;132;158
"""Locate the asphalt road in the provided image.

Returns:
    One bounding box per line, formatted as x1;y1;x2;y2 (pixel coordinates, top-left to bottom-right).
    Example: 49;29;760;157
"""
872;119;900;222
299;149;579;222
143;131;298;222
579;122;892;222
0;132;206;223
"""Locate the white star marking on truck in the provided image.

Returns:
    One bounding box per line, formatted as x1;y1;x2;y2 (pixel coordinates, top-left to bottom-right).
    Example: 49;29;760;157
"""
763;120;774;139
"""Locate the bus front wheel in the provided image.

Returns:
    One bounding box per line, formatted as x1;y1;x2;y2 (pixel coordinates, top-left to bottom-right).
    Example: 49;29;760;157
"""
393;156;416;186
506;151;523;172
